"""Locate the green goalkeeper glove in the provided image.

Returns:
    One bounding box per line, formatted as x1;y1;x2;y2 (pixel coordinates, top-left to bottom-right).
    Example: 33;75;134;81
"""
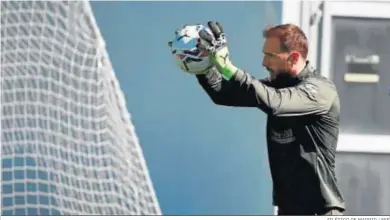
197;21;238;80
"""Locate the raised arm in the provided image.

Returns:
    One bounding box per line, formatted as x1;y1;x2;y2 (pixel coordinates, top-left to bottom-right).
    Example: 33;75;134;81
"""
197;67;337;116
196;67;269;107
232;69;337;116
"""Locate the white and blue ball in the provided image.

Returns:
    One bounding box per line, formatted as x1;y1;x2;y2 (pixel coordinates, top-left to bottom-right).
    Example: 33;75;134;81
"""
169;24;213;74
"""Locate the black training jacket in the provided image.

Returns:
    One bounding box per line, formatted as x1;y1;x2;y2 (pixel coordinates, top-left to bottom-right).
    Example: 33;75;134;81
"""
196;63;345;214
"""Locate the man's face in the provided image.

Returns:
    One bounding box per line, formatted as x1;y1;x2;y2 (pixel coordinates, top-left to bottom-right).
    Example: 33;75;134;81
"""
262;37;292;80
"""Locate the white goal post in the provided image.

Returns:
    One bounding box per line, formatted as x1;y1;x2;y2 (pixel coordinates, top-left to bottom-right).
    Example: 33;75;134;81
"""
1;0;161;215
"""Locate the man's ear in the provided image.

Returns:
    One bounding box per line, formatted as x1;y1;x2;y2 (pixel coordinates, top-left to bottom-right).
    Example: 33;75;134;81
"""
288;52;300;64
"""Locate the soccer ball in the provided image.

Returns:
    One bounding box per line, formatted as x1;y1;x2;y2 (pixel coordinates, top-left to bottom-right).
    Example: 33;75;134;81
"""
169;24;213;74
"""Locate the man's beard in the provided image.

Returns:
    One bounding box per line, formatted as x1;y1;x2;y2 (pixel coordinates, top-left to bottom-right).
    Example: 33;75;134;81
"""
269;70;298;88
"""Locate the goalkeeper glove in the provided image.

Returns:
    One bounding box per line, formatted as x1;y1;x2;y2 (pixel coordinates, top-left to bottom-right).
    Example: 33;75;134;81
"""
197;21;238;80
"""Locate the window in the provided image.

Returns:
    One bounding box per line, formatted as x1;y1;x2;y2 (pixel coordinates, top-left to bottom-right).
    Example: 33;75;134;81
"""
331;17;390;135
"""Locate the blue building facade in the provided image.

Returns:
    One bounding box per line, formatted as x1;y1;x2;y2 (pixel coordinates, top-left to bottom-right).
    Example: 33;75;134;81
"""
90;1;281;215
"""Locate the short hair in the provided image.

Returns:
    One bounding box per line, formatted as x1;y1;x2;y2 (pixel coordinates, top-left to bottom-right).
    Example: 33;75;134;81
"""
263;24;308;59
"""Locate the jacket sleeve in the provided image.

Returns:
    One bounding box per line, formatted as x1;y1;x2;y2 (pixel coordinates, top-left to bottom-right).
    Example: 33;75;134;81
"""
196;68;337;116
196;67;266;107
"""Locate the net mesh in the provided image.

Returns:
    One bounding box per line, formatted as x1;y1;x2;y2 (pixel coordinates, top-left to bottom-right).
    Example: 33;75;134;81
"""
1;0;161;215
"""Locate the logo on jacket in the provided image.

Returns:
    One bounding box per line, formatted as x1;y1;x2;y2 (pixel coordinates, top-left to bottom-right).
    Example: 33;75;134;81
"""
270;129;296;144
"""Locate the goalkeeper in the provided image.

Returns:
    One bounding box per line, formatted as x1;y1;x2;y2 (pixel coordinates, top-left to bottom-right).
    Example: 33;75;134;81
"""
191;21;345;215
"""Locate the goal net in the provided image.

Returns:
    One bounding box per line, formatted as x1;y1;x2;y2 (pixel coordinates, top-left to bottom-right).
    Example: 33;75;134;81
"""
1;0;161;215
